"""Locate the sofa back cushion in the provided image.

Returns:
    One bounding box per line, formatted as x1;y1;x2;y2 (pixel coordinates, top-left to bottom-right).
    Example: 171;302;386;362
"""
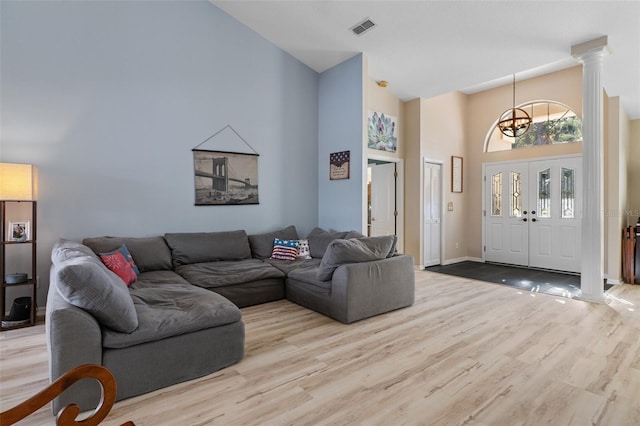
83;236;173;273
306;227;349;259
248;225;299;259
316;235;396;281
51;238;99;265
344;230;366;239
55;256;138;333
347;232;397;257
164;230;251;267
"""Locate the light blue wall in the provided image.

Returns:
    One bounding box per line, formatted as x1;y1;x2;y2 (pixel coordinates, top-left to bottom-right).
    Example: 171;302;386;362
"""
318;54;365;232
0;1;319;304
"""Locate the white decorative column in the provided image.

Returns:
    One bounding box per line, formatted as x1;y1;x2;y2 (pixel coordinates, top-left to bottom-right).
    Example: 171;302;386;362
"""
572;36;609;303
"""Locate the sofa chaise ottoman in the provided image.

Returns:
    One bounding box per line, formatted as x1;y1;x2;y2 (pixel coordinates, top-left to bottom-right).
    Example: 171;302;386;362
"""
46;238;245;413
282;231;415;323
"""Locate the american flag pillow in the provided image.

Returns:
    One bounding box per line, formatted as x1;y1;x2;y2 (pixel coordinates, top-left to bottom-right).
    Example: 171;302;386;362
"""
270;238;299;261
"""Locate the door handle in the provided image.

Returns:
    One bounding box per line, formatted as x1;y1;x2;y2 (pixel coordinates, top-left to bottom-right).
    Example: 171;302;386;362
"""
523;211;528;215
531;210;536;215
523;218;528;222
531;218;537;222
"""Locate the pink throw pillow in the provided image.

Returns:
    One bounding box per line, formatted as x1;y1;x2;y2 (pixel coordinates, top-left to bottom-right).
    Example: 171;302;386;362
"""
100;251;137;286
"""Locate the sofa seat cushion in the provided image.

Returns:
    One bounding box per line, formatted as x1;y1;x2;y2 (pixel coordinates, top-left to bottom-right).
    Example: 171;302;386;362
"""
287;266;332;295
103;284;241;349
175;259;284;289
265;258;321;276
130;270;190;289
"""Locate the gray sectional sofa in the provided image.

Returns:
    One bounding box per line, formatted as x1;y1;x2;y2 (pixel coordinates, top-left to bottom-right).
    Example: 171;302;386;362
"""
46;226;415;412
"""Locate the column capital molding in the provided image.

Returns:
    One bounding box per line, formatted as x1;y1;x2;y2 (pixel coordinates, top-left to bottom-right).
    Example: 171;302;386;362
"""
571;36;610;61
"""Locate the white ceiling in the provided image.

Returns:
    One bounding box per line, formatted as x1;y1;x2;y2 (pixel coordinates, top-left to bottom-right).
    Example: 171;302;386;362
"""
211;0;640;119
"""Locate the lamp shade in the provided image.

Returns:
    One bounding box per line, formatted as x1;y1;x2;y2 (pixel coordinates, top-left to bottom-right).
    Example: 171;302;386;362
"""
0;163;38;201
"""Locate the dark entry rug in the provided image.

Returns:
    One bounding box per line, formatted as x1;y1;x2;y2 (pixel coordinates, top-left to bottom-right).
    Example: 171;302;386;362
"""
425;261;613;299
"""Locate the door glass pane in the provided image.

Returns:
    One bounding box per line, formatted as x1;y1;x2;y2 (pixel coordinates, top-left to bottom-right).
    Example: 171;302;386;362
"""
510;172;522;217
561;167;575;219
491;172;502;216
537;168;551;218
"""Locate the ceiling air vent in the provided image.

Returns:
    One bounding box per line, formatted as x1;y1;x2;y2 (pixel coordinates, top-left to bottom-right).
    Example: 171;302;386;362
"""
351;18;376;36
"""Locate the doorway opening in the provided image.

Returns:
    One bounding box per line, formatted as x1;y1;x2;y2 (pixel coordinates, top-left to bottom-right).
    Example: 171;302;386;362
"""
423;161;443;267
367;156;404;253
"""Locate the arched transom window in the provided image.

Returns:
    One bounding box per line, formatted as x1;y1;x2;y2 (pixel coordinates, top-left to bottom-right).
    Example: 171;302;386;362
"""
485;101;582;152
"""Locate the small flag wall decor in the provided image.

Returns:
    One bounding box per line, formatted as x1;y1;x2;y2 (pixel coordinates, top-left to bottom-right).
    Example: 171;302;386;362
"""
330;150;350;180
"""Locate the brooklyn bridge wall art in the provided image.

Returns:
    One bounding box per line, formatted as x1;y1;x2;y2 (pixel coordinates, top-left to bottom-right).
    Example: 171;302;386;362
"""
193;149;259;205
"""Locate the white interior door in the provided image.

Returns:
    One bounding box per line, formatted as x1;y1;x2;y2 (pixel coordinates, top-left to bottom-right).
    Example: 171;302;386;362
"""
484;156;582;273
423;162;441;267
369;162;396;237
484;162;529;267
528;157;582;272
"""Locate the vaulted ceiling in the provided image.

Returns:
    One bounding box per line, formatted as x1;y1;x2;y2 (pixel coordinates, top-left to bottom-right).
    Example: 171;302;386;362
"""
212;1;640;119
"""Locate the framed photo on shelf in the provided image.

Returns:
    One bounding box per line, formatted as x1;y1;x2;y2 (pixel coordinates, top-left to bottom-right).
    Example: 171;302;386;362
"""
451;156;463;193
8;221;30;242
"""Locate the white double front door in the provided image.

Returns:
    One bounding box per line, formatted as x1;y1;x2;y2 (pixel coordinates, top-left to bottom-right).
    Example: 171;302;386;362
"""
484;156;582;273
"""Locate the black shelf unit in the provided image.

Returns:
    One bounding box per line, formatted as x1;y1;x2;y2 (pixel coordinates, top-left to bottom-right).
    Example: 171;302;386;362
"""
0;200;37;331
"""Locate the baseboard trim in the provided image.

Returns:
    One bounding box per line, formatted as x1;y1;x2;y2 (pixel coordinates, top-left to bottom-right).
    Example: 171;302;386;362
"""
420;257;483;269
442;257;483;266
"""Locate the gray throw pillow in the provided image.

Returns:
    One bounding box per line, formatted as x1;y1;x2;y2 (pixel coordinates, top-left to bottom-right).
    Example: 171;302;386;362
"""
316;235;395;281
306;227;349;259
56;257;138;333
248;225;299;259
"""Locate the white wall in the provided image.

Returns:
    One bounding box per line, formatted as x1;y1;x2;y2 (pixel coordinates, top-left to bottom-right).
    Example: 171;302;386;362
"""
466;67;583;259
421;92;468;263
0;1;319;305
318;54;365;232
604;97;634;282
402;92;468;266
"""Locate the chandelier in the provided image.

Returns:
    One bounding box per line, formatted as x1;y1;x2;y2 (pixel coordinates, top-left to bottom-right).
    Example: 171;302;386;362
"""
497;74;532;138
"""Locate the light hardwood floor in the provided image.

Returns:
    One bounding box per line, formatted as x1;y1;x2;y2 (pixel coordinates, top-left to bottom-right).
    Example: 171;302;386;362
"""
1;272;639;425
